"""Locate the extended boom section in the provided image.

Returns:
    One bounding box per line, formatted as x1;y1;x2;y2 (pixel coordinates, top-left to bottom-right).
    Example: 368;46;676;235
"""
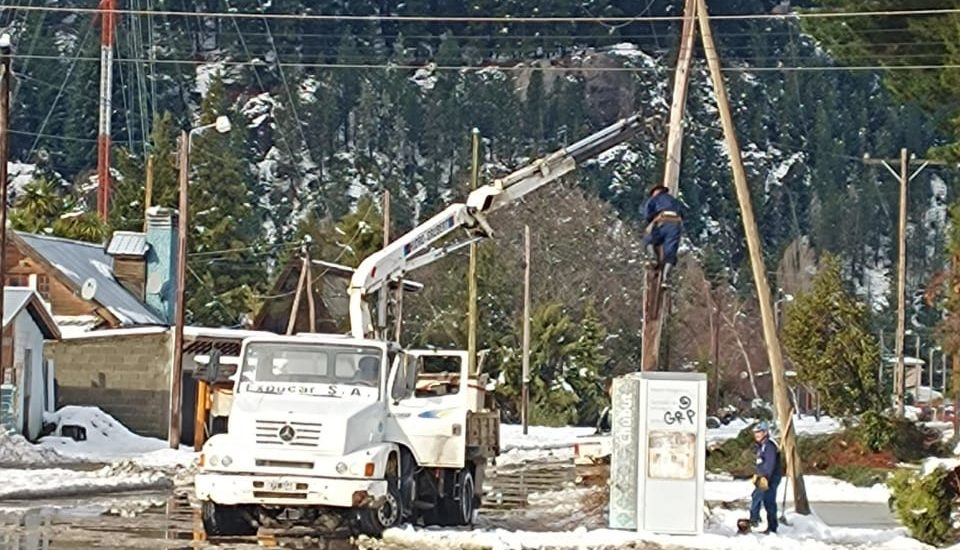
348;114;644;339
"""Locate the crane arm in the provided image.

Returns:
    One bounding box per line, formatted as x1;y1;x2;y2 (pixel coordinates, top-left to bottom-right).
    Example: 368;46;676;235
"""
348;113;645;339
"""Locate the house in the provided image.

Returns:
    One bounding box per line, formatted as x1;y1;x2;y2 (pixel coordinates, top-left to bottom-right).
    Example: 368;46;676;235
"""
0;288;61;440
4;208;265;441
253;257;422;335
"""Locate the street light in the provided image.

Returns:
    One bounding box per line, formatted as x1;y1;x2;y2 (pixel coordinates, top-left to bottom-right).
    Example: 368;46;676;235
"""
773;291;794;331
169;115;232;449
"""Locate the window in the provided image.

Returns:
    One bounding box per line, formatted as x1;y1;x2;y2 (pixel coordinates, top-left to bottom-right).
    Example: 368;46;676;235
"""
391;354;417;402
241;343;382;387
36;275;50;300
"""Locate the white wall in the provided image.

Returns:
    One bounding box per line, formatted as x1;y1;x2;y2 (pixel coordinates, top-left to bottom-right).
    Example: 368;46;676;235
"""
14;311;48;441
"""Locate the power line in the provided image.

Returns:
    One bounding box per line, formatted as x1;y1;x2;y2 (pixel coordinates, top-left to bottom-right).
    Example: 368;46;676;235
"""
4;5;960;24
10;52;960;73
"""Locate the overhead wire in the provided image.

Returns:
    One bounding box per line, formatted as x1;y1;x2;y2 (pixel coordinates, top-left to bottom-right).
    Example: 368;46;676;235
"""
8;5;960;24
25;20;95;159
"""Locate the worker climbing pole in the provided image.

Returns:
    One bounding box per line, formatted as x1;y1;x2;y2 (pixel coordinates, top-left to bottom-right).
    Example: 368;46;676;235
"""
641;0;697;371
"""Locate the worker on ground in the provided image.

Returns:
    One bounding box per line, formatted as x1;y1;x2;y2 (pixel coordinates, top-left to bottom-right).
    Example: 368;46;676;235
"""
750;421;781;534
642;184;683;287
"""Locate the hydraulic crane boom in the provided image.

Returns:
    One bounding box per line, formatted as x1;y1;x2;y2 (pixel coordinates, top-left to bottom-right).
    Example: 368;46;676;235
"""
348;113;645;339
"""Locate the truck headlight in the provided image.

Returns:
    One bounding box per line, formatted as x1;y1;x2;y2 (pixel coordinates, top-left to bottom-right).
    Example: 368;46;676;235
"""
336;462;348;474
209;455;220;467
221;455;233;467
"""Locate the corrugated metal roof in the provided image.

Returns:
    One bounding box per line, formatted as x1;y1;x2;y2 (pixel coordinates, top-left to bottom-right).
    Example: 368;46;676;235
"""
105;231;148;257
15;232;164;327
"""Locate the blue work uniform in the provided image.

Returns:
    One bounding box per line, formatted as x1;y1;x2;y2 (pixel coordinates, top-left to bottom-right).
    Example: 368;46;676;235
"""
642;192;683;266
750;438;782;533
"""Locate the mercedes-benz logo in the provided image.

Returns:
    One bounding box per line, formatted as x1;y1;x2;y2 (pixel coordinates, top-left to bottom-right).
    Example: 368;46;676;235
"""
278;425;296;442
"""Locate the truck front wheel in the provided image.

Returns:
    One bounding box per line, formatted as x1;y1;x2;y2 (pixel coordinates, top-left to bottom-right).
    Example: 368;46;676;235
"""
201;501;257;537
358;478;403;536
446;469;476;526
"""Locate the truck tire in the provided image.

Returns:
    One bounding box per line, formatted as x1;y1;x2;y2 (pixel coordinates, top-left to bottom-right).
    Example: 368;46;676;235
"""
358;477;403;536
201;501;257;537
446;468;476;526
424;468;476;527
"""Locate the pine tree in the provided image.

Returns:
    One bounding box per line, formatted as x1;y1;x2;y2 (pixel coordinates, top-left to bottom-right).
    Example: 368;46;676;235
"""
782;254;883;417
186;76;267;326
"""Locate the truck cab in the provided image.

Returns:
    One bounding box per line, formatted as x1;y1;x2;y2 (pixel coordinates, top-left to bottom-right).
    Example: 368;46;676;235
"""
195;335;499;537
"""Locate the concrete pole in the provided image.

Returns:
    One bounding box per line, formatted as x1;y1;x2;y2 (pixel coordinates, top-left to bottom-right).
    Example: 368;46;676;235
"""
893;148;908;417
467;129;480;374
169;130;189;449
696;0;810;514
522;225;531;435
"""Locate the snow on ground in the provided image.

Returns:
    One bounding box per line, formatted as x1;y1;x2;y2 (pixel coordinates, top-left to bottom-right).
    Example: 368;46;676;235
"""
498;417;843;466
378;499;919;550
0;464;173;500
0;431;68;466
706;474;890;504
38;406;195;468
0;407;197;500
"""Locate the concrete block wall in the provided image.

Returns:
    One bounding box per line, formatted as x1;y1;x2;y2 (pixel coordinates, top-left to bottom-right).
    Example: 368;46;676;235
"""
44;331;172;439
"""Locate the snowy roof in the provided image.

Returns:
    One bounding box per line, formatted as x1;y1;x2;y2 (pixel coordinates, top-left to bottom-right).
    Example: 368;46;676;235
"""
3;288;61;339
105;231;147;257
13;232;164;327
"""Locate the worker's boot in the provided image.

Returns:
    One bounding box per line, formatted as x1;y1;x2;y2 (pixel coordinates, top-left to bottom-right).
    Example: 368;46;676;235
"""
660;263;674;288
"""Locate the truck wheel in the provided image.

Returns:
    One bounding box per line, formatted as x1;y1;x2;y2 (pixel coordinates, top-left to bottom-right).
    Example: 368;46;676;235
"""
201;501;257;536
359;478;403;536
447;469;476;526
428;469;476;527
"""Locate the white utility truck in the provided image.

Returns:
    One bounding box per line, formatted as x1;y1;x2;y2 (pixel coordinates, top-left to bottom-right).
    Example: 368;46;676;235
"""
196;338;498;536
195;111;645;537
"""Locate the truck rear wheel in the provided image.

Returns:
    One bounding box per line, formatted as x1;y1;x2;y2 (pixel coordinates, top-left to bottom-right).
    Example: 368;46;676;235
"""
201;501;257;537
423;468;476;527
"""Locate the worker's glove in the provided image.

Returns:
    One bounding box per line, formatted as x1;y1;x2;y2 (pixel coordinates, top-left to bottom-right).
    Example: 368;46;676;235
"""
754;475;769;491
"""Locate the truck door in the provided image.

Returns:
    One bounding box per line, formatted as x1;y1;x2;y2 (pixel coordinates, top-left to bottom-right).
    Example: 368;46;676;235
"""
385;350;469;468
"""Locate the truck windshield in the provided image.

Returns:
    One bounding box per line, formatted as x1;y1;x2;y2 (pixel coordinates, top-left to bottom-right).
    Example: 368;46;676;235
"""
239;342;383;398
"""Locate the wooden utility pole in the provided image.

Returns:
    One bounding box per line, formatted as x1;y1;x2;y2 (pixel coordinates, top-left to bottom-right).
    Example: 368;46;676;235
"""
383;190;391;246
662;0;698;195
862;149;945;416
640;0;696;372
467;129;480;375
305;245;316;333
0;34;11;391
143;155;154;232
169;130;189;449
696;0;810;514
521;225;532;435
895;148;908;416
286;250;308;335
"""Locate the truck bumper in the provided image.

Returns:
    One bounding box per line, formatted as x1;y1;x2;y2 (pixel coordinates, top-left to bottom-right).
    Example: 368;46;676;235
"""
195;472;388;508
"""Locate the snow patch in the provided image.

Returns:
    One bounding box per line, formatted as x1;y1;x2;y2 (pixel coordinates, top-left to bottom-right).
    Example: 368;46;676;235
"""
39;406;195;467
0;431;67;466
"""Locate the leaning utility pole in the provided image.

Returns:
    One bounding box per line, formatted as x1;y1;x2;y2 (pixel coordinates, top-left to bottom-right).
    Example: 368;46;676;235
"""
662;0;698;196
862;149;945;417
0;34;11;389
97;0;117;220
467;129;480;375
696;0;810;514
640;0;697;372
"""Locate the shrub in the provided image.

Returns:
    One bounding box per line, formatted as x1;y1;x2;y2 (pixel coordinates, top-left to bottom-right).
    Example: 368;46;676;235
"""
888;466;959;547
